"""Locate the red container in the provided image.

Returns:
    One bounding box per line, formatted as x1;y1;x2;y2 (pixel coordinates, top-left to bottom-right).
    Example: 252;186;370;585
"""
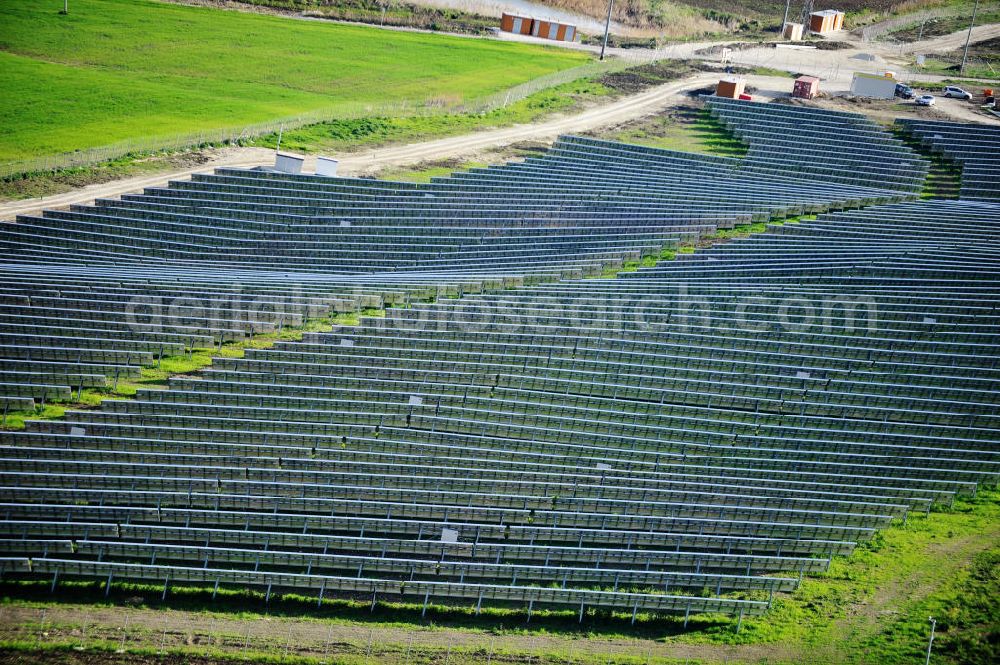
792;75;820;99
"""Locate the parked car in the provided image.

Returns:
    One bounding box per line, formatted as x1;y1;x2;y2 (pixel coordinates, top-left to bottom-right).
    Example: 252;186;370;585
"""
915;94;936;106
943;86;973;100
895;83;914;99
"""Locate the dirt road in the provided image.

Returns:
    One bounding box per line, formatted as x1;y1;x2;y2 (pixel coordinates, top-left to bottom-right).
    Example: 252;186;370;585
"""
0;72;722;222
896;22;1000;54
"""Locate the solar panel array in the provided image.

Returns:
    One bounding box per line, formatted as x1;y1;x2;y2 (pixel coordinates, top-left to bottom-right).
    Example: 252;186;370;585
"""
706;97;929;193
1;99;999;624
898;118;1000;201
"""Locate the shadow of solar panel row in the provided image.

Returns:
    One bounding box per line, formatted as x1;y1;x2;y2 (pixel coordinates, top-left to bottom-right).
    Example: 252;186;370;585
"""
1;104;998;621
898;118;1000;201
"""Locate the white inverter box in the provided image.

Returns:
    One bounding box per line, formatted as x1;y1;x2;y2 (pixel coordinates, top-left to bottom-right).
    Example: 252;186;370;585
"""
316;156;339;177
851;72;896;99
274;152;304;175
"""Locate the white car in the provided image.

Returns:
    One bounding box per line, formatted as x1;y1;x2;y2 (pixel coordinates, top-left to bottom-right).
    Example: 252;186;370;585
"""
943;86;973;100
915;94;936;106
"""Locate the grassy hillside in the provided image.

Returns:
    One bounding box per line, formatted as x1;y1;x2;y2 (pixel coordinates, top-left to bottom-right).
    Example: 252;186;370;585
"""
178;0;983;44
914;36;1000;81
543;0;978;30
224;0;501;34
0;0;587;163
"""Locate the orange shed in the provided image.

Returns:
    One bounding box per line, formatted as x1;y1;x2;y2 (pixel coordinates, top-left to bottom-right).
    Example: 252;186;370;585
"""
716;77;746;99
531;19;576;41
792;75;820;99
809;9;844;34
782;22;804;41
500;13;533;35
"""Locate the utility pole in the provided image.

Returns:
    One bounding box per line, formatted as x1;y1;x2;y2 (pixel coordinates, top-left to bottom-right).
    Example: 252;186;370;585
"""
61;0;68;14
782;0;791;28
960;0;980;75
924;617;936;665
600;0;614;61
800;0;814;28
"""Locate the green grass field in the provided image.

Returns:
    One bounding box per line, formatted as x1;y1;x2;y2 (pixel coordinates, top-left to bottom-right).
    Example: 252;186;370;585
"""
0;0;587;163
911;37;1000;83
594;105;749;158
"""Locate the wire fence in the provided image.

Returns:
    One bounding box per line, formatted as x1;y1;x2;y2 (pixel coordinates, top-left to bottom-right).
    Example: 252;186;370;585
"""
0;56;644;181
859;6;968;43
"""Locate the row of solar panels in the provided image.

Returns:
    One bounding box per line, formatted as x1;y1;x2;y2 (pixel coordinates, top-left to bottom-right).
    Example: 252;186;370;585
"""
899;118;1000;201
1;103;998;621
3;130;910;273
5;199;999;617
